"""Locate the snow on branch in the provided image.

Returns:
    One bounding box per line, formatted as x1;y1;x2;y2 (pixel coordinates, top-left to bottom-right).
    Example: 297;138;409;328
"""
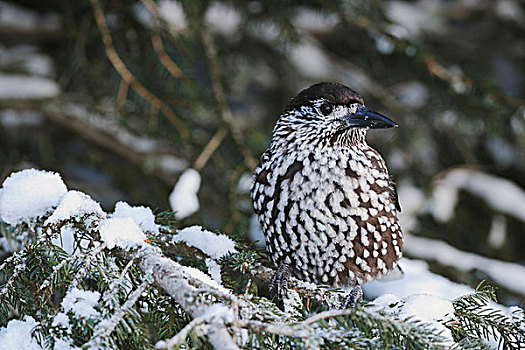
0;168;523;349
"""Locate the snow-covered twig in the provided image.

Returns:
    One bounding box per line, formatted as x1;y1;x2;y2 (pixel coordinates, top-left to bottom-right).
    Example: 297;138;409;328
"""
235;319;306;338
86;280;149;348
236;309;354;338
155;316;207;349
0;259;25;298
66;243;105;293
39;253;76;292
134;246;240;349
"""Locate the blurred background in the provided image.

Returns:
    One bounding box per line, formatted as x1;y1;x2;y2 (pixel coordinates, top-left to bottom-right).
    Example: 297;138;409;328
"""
1;0;524;305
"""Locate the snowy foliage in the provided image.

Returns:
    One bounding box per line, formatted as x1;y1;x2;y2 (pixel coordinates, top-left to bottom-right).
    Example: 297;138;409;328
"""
45;191;105;225
112;201;159;235
0;169;523;350
0;316;42;350
172;225;236;259
99;217;147;250
0;169;67;225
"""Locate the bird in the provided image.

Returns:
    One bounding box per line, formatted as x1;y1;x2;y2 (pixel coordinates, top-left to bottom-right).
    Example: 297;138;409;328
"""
251;82;403;306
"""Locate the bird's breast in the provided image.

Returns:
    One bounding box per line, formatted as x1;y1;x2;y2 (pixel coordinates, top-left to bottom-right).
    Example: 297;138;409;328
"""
251;146;403;286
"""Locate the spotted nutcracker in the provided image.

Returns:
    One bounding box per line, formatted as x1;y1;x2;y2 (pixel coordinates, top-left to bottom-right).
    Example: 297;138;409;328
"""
251;82;402;305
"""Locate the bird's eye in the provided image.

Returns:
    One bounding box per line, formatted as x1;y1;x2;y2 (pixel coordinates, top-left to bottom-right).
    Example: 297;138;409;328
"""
320;103;333;115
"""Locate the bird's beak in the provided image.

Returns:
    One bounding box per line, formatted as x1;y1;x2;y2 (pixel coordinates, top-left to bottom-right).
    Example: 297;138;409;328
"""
341;105;398;129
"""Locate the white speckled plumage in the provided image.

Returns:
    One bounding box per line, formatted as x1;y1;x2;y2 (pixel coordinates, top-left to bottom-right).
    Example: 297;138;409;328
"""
252;82;403;288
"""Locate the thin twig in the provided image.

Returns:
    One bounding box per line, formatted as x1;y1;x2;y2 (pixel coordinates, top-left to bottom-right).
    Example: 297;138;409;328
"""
116;79;129;115
0;98;188;184
89;0;188;139
193;127;228;171
134;245;240;350
235;309;354;339
155;316;206;349
235;319;307;338
86;280;149;348
201;30;258;170
140;0;183;79
66;244;106;293
299;308;353;326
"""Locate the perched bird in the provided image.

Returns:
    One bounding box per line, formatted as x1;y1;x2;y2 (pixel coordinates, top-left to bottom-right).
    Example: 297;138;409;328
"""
251;82;402;305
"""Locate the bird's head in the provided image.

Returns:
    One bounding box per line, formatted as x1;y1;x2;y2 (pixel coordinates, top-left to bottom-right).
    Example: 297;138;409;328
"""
273;82;397;148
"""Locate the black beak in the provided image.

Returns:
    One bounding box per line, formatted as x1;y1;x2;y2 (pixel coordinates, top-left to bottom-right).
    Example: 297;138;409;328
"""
341;105;398;129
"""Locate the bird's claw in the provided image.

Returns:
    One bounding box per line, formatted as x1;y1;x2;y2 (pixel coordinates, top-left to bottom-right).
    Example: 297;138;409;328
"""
269;263;290;302
342;285;363;309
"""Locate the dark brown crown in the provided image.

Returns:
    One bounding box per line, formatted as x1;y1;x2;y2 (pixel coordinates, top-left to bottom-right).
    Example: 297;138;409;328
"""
287;82;365;110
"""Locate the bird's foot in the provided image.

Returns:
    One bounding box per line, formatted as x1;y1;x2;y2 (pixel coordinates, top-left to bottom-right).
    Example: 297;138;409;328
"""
269;263;291;302
341;285;363;309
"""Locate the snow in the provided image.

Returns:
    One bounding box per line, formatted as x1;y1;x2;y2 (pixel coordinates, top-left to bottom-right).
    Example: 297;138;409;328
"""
0;169;68;225
426;168;525;223
0;1;60;33
0;73;60;99
99;217;147;250
248;215;265;248
54;339;79;350
205;2;241;35
363;258;474;300
45;190;105;225
486;136;517;168
0;45;54;77
396;182;426;232
0;316;42;350
173;226;236;287
495;0;525;24
169;168;201;220
374;34;395;55
61;288;101;319
403;234;525;296
52;312;70;329
289;38;333;79
385;1;444;39
133;0;186;31
393;81;429;109
202;304;235;323
156;154;188;174
59;103;185;160
206;258;222;284
158;0;187;30
0;110;44;127
113;201;159;235
487;215;507;249
237;172;253;194
52;226;75;255
371;293;455;345
292;7;338;33
181;265;229;293
135;1;242;35
402;294;455;339
172;225;236;259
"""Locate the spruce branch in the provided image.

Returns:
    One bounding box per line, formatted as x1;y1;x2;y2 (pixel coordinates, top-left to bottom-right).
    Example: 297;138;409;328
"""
66;244;106;293
451;288;525;349
89;0;188;139
155;316;207;349
200;29;258;171
86;280;149;348
128;244;240;349
139;0;184;80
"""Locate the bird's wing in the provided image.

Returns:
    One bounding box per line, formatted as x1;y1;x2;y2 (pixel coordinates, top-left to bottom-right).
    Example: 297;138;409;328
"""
389;175;401;212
